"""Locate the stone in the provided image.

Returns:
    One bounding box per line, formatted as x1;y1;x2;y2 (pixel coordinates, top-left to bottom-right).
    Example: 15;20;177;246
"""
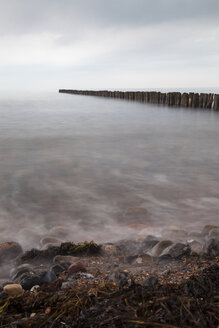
53;255;80;265
61;281;75;289
0;242;23;262
160;243;191;258
30;285;40;293
142;276;158;288
40;236;64;247
202;225;218;236
3;284;23;297
50;264;65;275
150;240;173;257
203;238;219;257
115;239;142;256
41;242;62;250
108;270;134;288
10;264;34;281
141;236;159;251
187;240;202;255
102;244;117;256
20;271;57;290
137;254;153;264
208;228;219;238
67;262;86;277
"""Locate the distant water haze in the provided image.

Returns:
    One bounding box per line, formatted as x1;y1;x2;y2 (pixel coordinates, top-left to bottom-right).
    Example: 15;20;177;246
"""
0;91;219;248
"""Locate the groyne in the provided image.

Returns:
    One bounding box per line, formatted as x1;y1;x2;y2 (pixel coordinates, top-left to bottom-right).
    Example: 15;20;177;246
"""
59;89;219;110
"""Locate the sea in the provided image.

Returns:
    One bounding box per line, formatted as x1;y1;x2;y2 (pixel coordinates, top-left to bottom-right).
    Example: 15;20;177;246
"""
0;89;219;247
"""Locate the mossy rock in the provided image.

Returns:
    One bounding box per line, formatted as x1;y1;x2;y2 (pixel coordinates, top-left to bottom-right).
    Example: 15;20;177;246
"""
17;241;101;264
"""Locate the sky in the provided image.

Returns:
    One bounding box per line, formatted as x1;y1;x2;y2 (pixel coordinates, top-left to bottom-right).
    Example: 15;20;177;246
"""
0;0;219;91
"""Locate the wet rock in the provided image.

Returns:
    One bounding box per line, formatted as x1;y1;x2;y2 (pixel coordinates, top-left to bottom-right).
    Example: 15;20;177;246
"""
135;254;153;264
17;241;101;265
53;255;79;266
141;236;159;251
51;264;65;275
61;281;75;289
150;240;173;257
40;236;64;247
123;255;138;264
102;244;117;256
0;242;23;262
41;242;62;250
67;262;86;277
160;243;191;258
20;271;56;290
142;276;158;288
208;228;219;238
203;237;219;257
3;284;24;296
187;240;202;255
115;239;142;256
202;225;218;236
108;270;134;288
10;264;34;281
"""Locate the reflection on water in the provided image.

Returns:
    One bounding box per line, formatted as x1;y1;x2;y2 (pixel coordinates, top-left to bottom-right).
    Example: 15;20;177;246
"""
0;91;219;246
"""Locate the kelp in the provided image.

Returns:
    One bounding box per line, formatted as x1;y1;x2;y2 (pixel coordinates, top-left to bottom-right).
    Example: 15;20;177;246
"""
16;241;101;265
0;264;218;328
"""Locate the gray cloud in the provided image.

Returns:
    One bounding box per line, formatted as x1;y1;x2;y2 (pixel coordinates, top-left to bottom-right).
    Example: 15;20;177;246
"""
0;0;218;90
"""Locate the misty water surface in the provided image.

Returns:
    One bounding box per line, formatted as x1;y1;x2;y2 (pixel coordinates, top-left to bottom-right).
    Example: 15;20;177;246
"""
0;91;219;246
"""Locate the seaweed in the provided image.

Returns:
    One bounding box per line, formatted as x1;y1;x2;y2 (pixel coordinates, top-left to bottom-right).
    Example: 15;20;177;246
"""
16;241;101;265
0;264;218;328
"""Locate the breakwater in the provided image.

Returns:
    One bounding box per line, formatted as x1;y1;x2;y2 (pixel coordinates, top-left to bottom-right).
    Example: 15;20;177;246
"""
59;89;219;110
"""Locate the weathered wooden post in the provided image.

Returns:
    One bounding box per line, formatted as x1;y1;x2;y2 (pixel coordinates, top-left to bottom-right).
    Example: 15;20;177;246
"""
213;94;219;110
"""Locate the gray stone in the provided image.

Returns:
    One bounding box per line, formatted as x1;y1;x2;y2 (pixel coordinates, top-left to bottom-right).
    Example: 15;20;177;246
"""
160;243;191;258
150;240;173;257
21;270;57;290
142;276;158;288
203;237;219;257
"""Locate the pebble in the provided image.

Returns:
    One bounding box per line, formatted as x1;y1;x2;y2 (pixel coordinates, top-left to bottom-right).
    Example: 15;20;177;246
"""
53;255;79;265
67;262;86;277
50;264;66;275
30;285;40;293
40;236;64;247
21;271;57;290
10;264;34;281
108;270;134;288
142;276;158;288
3;284;24;297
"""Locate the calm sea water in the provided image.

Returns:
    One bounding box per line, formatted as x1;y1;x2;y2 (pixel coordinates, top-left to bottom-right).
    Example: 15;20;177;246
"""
0;91;219;245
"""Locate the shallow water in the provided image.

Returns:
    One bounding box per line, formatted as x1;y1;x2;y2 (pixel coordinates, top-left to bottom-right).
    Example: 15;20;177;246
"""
0;91;219;246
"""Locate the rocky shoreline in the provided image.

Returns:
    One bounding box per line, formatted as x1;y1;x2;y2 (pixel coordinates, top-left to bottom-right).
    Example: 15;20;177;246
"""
0;224;218;327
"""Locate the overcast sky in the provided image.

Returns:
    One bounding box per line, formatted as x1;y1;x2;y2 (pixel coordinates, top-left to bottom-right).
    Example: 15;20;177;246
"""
0;0;219;91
